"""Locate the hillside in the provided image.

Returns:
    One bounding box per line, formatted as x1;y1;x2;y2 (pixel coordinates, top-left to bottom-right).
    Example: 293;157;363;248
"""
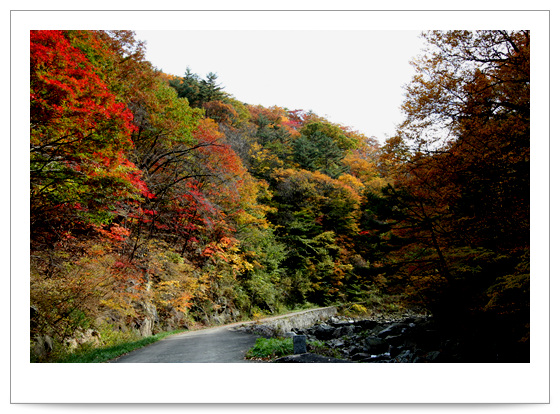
30;30;529;362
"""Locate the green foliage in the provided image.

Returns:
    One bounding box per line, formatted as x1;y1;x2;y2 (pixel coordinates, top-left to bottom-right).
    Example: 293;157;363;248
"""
245;337;293;360
307;340;344;360
293;129;349;178
272;168;361;236
300;121;358;151
237;226;288;314
46;328;184;363
169;67;228;108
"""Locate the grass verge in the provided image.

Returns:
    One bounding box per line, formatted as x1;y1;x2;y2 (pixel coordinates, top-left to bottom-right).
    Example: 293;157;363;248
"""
245;337;293;360
52;329;185;363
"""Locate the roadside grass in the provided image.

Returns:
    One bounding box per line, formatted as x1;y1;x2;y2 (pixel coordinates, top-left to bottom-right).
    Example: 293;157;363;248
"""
245;337;345;361
245;337;293;360
49;329;185;363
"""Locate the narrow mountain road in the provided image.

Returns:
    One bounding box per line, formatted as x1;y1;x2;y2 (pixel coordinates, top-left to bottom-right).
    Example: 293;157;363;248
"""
109;307;336;363
110;323;262;363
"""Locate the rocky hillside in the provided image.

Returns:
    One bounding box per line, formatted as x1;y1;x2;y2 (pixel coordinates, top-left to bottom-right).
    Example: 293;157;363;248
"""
239;310;522;363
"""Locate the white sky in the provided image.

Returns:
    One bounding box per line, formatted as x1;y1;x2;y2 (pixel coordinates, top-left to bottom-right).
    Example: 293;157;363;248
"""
135;30;424;142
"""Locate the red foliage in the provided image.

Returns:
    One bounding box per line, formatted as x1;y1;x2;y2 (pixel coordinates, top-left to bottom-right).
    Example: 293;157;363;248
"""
31;30;137;142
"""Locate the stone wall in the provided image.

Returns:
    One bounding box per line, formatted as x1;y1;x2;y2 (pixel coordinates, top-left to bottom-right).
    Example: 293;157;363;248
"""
238;306;338;337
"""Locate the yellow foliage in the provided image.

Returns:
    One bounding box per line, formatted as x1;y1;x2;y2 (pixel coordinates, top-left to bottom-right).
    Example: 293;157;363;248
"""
337;173;365;195
249;142;284;175
351;303;368;315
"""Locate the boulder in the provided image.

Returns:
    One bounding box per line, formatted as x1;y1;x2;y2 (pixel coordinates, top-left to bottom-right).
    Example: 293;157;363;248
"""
139;318;153;337
32;335;54;359
384;334;404;346
333;325;354;338
326;338;346;348
313;323;335;340
377;323;408;339
134;301;159;337
354;319;378;330
365;336;390;354
394;349;415;363
66;338;79;351
351;352;372;362
347;345;366;356
71;329;102;347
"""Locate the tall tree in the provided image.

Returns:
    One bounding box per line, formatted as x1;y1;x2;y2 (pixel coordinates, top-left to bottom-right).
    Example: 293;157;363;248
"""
169;68;228;108
374;31;529;360
30;30;146;243
293;121;357;178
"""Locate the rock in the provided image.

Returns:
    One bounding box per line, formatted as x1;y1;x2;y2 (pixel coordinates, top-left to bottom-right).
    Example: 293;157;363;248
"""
365;337;390;354
63;329;89;351
331;320;353;328
351;352;372;362
274;353;352;363
377;323;408;339
329;316;345;324
66;338;78;350
240;309;461;363
347;345;365;356
32;335;54;359
139;318;153;337
390;345;404;358
134;301;159;337
394;349;415;363
328;339;346;348
362;353;391;362
30;306;39;331
333;325;354;338
384;334;403;346
354;319;378;330
72;329;102;346
423;350;441;362
314;323;335;340
161;308;190;331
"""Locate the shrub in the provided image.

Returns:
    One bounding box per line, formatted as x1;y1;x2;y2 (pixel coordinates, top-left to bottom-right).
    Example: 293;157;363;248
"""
245;337;293;360
350;303;368;315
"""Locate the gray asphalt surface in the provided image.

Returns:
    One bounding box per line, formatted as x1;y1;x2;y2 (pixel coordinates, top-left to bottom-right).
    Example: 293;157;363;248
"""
110;325;261;363
110;307;336;363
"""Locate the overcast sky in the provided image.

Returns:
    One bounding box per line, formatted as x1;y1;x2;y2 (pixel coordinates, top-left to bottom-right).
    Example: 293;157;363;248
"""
135;30;424;142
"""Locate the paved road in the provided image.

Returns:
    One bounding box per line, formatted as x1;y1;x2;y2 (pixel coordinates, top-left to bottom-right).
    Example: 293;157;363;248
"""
111;325;261;363
110;307;337;363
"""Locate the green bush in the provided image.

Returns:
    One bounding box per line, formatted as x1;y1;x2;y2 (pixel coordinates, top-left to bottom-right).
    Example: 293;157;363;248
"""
245;337;293;360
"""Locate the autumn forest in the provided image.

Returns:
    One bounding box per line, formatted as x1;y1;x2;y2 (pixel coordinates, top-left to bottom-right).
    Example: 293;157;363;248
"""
30;30;530;362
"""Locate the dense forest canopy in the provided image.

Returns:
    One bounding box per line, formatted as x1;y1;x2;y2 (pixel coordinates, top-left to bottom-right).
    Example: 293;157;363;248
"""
30;30;529;362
